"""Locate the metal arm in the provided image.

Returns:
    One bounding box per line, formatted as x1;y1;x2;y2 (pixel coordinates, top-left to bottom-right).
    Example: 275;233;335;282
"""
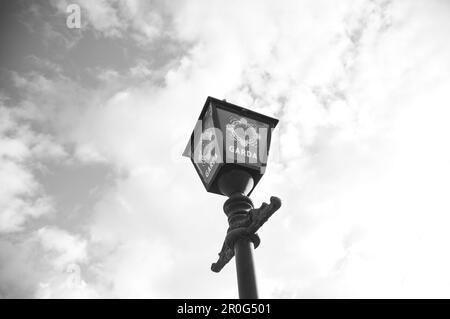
211;196;281;273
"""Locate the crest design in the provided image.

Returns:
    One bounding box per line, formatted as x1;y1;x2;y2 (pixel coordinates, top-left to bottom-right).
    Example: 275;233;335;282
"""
226;117;259;147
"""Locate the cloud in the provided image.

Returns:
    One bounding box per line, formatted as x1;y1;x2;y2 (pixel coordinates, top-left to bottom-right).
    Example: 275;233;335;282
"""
37;226;88;269
49;0;170;45
88;239;175;298
35;263;100;299
0;238;40;298
0;226;92;298
33;227;98;298
0;99;65;233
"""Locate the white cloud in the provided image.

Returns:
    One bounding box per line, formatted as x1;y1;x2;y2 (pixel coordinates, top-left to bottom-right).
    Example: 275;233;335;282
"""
35;264;100;298
0;102;63;233
0;238;39;298
36;226;88;269
0;226;93;298
33;227;99;298
50;0;169;45
89;239;174;298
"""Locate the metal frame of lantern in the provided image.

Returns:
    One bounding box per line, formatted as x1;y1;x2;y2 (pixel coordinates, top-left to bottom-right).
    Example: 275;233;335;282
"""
183;96;281;299
183;96;278;196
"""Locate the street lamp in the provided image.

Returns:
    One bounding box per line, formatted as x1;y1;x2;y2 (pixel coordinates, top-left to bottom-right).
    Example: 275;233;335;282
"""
183;96;281;299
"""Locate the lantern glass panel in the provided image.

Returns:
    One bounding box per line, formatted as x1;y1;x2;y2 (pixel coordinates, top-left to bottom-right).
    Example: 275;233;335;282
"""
215;107;270;168
193;103;222;184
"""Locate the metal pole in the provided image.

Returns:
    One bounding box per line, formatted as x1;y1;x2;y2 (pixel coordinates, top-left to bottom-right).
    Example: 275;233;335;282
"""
211;191;280;299
234;238;258;299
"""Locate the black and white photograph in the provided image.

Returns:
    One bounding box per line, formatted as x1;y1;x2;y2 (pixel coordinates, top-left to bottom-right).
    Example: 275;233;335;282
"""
0;0;449;303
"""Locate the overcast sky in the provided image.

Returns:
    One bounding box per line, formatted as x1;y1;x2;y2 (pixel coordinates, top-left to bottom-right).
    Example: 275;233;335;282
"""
1;0;450;298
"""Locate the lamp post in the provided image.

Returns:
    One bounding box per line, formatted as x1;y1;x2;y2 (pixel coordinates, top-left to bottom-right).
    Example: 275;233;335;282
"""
183;96;281;299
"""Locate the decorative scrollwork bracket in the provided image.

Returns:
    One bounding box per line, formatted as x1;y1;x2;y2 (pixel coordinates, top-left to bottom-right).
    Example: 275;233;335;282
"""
211;196;281;273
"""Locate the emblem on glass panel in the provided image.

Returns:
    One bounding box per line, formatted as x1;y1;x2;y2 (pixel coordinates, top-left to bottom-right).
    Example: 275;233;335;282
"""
226;117;259;147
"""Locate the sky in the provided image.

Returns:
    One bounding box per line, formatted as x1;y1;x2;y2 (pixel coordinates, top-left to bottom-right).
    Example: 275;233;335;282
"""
0;0;450;298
